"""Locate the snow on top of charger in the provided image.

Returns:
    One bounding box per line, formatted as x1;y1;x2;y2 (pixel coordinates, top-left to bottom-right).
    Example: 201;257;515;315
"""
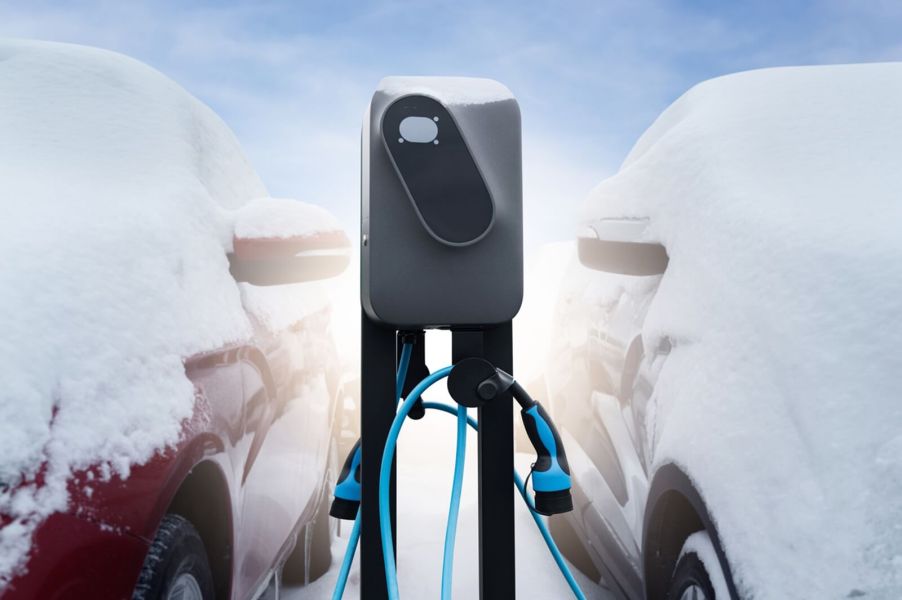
377;76;514;105
0;39;270;583
582;63;902;597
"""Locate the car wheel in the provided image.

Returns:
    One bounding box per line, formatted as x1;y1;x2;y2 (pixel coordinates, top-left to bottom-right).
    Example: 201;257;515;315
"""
667;531;730;600
282;440;337;585
133;514;214;600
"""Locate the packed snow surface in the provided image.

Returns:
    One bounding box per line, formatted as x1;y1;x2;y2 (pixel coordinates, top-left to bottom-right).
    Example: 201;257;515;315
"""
0;39;331;584
583;63;902;598
377;76;514;105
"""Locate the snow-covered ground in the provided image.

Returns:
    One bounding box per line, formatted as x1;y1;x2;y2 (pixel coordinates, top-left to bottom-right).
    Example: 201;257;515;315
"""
582;63;902;598
285;334;609;600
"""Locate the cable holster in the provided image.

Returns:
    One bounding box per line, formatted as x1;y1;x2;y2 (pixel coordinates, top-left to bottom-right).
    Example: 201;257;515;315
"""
447;359;574;516
400;330;428;419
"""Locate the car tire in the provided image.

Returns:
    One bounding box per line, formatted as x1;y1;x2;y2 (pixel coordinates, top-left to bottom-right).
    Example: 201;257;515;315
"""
132;514;214;600
667;531;731;600
282;441;337;585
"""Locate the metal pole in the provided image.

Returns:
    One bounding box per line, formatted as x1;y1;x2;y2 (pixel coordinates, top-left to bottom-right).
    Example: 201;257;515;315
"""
360;311;397;600
453;325;516;599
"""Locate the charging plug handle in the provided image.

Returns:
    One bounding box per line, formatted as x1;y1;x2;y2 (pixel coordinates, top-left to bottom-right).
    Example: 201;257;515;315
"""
498;374;573;516
449;359;574;516
519;400;573;515
330;439;362;520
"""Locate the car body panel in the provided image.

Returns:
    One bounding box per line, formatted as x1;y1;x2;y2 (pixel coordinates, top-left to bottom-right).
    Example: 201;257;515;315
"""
545;249;670;598
0;511;149;600
2;306;339;600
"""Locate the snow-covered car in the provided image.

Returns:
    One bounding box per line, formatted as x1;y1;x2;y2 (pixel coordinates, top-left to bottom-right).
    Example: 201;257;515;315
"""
544;64;902;599
0;40;351;599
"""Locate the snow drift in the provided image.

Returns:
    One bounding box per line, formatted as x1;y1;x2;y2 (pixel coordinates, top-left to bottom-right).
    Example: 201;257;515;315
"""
583;63;902;598
0;39;269;584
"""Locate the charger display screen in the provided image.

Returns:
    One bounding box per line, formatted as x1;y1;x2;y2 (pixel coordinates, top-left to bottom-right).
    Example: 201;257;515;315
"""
381;95;494;246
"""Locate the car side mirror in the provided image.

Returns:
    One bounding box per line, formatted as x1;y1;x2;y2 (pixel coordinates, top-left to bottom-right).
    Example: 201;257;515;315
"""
577;218;668;276
230;198;350;286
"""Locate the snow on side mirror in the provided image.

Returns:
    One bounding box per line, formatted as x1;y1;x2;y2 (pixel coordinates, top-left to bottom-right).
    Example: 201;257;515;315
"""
577;218;668;276
230;198;350;286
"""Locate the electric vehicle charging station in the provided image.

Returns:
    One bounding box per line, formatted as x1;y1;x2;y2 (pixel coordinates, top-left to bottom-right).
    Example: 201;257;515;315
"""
329;77;581;600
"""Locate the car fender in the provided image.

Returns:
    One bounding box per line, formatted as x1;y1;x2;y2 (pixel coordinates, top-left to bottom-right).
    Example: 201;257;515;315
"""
642;463;739;599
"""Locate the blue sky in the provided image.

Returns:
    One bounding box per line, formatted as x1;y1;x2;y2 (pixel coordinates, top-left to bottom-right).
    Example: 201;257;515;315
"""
3;0;902;248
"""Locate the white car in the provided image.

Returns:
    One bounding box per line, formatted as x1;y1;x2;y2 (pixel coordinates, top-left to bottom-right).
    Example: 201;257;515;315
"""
543;63;902;599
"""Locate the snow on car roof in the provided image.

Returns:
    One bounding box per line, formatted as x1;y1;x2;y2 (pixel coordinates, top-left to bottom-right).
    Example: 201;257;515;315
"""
0;39;267;582
581;63;902;597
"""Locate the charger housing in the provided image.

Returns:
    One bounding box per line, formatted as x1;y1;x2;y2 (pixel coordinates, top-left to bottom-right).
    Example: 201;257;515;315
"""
361;76;523;329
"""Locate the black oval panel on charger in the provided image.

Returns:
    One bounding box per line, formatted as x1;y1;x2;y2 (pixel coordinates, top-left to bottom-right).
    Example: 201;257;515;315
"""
381;95;495;246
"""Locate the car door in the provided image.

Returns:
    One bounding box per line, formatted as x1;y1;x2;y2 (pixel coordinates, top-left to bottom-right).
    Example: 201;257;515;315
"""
550;260;664;597
233;305;336;597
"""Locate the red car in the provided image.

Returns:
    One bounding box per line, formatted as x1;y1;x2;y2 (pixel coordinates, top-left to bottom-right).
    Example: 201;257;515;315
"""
0;40;352;600
2;221;352;600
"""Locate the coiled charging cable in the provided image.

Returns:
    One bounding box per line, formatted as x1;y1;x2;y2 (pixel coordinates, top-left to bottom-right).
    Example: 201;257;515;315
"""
330;343;411;599
332;342;586;600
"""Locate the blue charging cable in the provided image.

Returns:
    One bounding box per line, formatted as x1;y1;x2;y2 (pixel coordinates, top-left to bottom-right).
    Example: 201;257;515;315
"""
441;401;467;599
332;344;585;600
379;366;454;599
330;343;413;600
422;402;586;600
